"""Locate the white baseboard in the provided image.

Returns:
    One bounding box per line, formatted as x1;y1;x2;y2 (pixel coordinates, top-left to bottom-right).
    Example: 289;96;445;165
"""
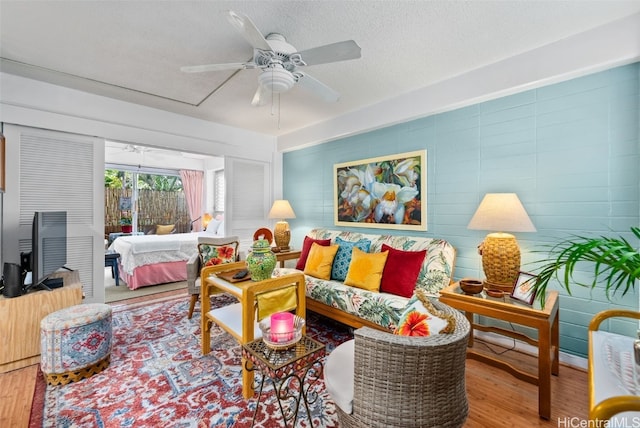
474;330;587;371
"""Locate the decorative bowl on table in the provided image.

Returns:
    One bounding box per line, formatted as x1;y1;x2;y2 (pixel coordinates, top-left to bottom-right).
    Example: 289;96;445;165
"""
485;288;504;298
259;315;305;350
459;278;484;295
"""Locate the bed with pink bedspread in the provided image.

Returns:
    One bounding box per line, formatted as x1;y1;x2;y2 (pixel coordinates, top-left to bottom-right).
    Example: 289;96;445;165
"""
108;232;215;290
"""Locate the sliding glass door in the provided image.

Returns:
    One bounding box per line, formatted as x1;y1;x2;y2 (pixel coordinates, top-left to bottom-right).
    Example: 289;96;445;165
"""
105;166;189;235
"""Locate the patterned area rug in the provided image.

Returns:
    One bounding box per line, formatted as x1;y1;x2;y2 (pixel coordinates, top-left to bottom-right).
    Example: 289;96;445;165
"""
32;295;353;427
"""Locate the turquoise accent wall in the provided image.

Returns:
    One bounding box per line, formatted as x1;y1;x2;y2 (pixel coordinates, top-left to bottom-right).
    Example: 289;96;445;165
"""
283;62;640;358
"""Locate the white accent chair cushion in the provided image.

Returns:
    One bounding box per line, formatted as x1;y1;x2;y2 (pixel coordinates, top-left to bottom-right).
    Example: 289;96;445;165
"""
325;339;355;414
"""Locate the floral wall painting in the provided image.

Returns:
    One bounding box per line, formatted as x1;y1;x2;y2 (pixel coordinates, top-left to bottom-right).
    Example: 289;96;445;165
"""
334;150;426;230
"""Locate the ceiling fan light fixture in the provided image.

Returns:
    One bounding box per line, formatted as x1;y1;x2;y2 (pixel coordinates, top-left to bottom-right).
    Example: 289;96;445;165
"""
258;66;295;93
182;10;361;108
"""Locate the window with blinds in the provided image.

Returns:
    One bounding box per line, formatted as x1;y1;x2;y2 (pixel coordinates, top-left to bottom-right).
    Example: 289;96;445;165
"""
214;169;225;212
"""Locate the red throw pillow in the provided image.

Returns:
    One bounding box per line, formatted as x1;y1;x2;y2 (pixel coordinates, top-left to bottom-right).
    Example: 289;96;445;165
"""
379;244;427;298
296;236;332;270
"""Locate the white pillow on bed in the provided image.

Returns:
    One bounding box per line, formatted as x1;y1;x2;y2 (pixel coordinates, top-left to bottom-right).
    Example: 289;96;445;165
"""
206;219;222;234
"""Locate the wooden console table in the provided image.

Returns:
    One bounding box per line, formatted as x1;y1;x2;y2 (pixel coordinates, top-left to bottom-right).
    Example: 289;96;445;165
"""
0;270;83;373
275;250;301;268
439;282;559;420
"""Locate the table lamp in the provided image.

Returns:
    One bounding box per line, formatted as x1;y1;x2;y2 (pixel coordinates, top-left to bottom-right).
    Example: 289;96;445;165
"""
467;193;536;291
202;212;213;230
189;213;213;231
268;200;296;252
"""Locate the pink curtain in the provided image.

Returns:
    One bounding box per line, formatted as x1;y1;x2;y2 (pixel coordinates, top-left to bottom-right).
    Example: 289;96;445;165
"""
180;169;204;232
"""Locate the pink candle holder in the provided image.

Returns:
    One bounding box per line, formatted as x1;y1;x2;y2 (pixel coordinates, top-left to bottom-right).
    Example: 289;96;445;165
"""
270;312;294;343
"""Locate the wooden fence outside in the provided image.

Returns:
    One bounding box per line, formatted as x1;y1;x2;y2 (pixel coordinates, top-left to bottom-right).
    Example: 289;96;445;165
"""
105;188;191;235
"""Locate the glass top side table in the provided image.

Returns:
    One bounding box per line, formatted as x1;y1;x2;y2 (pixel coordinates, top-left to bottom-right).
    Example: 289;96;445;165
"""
242;336;325;427
439;282;559;420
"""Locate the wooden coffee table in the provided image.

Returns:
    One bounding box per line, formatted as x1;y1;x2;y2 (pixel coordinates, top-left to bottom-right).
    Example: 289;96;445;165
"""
439;283;559;420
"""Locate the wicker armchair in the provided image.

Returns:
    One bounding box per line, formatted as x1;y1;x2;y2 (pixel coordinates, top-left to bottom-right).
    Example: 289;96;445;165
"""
325;299;470;428
185;235;240;319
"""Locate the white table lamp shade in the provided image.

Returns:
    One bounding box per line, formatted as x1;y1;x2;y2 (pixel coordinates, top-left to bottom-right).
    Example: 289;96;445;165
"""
467;193;536;233
268;200;296;220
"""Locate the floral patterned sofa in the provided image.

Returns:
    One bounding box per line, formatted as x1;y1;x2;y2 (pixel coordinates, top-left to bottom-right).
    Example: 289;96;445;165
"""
276;228;456;331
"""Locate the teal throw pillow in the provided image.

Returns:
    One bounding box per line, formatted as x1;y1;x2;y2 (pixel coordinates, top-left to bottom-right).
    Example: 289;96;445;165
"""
331;237;371;281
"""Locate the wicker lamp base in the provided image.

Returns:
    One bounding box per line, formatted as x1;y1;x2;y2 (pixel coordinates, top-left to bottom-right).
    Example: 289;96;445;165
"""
273;221;291;252
480;232;520;292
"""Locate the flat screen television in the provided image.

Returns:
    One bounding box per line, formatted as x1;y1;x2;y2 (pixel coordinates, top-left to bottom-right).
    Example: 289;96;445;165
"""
26;211;68;291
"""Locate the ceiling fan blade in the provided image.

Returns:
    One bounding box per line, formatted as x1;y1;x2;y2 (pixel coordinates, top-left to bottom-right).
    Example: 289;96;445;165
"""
180;62;249;73
251;85;270;107
293;40;361;66
296;73;340;103
226;10;272;51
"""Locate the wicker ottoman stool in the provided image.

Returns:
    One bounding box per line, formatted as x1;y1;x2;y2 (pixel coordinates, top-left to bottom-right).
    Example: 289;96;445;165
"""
40;303;113;386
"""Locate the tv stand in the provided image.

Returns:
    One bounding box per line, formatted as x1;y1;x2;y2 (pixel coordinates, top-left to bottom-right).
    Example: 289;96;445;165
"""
24;281;51;293
42;277;64;289
24;276;65;293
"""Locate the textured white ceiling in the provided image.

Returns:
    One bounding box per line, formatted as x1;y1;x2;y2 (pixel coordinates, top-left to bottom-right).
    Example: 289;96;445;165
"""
2;1;640;137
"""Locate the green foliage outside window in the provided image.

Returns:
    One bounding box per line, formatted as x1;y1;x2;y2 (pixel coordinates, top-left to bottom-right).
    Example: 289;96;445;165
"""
104;168;188;232
104;169;183;191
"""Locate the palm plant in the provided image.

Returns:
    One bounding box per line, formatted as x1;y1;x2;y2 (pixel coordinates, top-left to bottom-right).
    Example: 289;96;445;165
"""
532;227;640;307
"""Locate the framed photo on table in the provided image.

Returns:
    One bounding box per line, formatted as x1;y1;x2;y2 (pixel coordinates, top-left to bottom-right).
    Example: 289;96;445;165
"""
510;271;537;305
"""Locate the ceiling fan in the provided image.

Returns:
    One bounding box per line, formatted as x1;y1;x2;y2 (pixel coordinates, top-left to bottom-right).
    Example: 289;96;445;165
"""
181;10;362;106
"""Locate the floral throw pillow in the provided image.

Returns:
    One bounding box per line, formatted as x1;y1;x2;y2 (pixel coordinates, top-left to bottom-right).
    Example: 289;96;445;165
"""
198;242;238;267
394;289;455;337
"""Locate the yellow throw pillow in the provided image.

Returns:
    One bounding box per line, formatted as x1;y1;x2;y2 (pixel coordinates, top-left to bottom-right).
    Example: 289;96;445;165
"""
304;243;339;280
344;247;389;292
156;224;175;235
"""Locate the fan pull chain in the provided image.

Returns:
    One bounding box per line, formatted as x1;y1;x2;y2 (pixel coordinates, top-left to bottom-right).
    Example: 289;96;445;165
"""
277;93;281;129
270;67;276;116
266;67;281;129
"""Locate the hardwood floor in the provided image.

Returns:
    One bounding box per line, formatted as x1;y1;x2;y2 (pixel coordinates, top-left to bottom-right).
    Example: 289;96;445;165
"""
0;289;589;427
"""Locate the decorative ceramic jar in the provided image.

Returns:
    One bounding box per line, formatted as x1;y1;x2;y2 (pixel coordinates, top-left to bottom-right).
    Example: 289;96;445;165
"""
246;239;277;281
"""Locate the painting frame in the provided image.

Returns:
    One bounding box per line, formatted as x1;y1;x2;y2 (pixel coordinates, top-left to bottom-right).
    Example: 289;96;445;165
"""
510;271;537;305
334;150;427;231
